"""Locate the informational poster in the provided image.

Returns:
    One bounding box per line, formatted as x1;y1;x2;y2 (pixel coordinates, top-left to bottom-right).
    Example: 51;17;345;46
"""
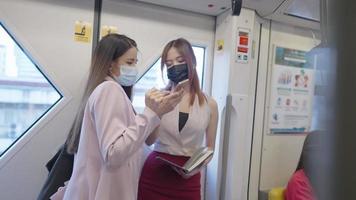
74;21;92;43
269;46;315;133
236;28;249;64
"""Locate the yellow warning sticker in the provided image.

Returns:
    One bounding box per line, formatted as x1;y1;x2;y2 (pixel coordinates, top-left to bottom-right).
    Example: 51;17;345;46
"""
217;39;224;51
74;21;92;43
101;25;118;38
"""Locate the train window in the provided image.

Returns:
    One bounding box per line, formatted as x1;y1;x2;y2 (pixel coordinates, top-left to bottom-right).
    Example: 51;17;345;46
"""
132;46;205;113
0;23;62;157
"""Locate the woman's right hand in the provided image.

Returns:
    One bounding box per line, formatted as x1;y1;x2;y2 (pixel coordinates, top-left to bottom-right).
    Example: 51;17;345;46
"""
145;88;183;118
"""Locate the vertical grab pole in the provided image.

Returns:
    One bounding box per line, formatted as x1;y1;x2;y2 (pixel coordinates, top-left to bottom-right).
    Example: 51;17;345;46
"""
219;94;232;200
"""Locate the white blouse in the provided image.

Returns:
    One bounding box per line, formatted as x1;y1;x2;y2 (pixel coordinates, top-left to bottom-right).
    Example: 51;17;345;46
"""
62;79;160;200
154;96;210;156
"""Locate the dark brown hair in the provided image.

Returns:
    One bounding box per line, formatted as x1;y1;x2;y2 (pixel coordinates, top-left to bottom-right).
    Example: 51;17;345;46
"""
161;38;206;106
66;34;137;154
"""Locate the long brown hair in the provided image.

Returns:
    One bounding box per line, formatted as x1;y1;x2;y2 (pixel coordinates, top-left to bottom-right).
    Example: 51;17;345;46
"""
161;38;206;106
66;34;137;154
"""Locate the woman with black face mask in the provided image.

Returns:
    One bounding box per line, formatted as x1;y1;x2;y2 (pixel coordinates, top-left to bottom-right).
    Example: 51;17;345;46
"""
138;38;219;200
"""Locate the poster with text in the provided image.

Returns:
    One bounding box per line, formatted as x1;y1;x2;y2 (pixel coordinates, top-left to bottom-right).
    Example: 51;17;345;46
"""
269;46;315;133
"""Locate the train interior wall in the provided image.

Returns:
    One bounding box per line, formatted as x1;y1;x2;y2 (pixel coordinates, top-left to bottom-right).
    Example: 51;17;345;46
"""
0;0;320;199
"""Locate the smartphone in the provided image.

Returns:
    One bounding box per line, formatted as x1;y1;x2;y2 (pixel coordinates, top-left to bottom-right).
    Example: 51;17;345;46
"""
176;79;189;88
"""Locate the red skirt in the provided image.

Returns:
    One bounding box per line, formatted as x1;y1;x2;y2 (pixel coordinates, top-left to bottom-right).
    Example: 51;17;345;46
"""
138;151;201;200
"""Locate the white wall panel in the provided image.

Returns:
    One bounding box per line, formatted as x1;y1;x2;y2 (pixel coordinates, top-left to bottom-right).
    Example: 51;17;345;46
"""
259;21;320;190
209;8;261;200
0;0;94;199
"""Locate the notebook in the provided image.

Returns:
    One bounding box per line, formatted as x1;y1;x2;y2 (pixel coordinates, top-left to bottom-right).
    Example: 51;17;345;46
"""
156;147;213;175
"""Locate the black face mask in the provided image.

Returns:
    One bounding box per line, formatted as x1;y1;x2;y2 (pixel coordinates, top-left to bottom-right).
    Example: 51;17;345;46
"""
167;63;189;84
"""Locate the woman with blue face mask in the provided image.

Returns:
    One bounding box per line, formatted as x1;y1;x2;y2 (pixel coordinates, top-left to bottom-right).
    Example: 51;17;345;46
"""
138;38;219;200
50;34;183;200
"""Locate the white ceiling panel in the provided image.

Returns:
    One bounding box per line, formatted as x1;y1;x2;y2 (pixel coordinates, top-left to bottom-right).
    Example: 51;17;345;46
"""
111;0;320;30
266;0;320;30
285;0;320;22
243;0;286;17
134;0;287;17
135;0;231;16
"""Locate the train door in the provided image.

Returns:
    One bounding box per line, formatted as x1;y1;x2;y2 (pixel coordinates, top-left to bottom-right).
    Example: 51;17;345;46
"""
249;20;321;200
99;0;216;198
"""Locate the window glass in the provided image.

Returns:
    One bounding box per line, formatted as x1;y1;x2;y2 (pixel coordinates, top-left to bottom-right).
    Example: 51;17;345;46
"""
0;23;62;156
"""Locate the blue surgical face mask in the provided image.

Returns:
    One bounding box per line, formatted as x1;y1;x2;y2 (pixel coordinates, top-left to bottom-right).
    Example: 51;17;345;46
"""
114;65;138;86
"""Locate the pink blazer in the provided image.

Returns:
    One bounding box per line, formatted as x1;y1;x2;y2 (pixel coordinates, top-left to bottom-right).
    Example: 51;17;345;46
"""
58;79;160;200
